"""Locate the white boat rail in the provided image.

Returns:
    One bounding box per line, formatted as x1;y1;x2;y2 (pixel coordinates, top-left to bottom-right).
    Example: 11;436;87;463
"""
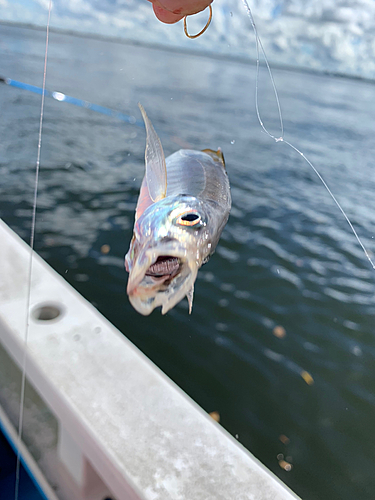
0;219;301;500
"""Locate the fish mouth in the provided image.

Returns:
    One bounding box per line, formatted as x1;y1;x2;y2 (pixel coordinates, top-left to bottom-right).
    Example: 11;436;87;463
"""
126;244;198;315
127;250;183;294
145;255;181;279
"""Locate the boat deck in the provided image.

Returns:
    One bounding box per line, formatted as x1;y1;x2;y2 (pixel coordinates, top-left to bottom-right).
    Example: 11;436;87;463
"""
0;428;45;500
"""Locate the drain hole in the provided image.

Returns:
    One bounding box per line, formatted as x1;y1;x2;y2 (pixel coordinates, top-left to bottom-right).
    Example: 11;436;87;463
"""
33;304;62;322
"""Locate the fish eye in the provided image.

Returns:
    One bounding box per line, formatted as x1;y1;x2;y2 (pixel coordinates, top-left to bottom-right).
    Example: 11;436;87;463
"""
177;212;201;226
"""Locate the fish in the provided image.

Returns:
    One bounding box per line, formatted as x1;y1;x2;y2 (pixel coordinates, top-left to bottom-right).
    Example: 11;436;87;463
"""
125;104;231;315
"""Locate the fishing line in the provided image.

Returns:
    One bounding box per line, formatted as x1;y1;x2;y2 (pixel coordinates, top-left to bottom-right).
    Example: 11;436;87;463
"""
14;2;52;500
241;0;284;141
241;0;375;270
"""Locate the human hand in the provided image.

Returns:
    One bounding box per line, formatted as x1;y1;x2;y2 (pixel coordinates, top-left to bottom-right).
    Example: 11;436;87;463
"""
147;0;213;24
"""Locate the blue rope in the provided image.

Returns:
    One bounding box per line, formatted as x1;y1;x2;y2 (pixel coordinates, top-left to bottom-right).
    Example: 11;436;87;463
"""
0;77;144;128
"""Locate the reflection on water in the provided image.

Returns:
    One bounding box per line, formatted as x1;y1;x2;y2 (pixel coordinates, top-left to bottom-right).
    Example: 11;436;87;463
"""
1;24;375;500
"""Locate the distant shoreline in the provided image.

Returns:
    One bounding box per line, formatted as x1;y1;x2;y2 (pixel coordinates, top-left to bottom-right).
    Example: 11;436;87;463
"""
1;20;374;85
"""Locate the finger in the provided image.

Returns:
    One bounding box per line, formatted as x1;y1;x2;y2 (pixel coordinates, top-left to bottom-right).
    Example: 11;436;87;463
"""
152;3;184;24
159;0;212;17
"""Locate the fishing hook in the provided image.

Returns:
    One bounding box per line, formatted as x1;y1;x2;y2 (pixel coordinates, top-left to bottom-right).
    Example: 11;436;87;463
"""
184;4;212;39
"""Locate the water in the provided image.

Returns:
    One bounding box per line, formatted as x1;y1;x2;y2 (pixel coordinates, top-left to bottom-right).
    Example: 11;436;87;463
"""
3;0;375;79
1;24;375;500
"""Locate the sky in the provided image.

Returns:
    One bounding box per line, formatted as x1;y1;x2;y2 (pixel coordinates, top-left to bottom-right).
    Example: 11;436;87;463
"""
1;0;375;79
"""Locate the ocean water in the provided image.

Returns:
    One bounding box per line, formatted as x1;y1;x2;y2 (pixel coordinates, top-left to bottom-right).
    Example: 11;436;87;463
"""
1;24;375;500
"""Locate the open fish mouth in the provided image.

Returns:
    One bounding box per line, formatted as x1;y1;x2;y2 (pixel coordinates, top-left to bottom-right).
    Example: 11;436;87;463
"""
126;244;198;315
145;256;181;279
126;243;188;296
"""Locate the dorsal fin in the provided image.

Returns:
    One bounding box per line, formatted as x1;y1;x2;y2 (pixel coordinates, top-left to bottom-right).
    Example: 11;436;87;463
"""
202;148;226;168
139;103;167;202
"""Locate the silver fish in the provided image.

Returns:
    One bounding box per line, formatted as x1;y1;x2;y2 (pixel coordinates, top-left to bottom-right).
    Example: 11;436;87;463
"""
125;104;231;315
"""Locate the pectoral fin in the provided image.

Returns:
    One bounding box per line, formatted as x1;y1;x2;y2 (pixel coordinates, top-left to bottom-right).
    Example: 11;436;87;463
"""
139;103;167;202
186;285;194;314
